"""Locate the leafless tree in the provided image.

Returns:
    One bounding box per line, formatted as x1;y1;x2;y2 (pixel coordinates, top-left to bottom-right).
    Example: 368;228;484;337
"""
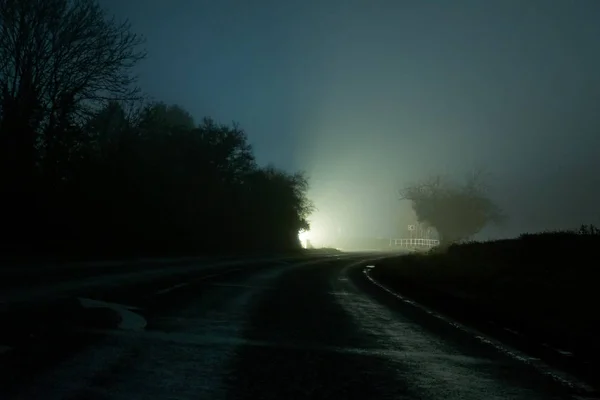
0;0;145;182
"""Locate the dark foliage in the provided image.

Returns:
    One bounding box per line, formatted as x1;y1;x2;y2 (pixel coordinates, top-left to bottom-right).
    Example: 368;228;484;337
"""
0;0;312;261
399;171;505;245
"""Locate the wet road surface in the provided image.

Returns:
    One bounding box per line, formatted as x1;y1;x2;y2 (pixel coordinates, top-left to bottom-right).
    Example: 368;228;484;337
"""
2;256;589;399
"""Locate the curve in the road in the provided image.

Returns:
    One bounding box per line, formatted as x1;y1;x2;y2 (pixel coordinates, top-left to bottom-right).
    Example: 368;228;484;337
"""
3;255;590;400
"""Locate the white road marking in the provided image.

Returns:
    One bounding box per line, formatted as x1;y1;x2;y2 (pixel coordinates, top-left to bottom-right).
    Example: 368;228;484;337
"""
71;327;501;363
155;283;189;295
556;349;574;357
0;255;297;304
154;268;244;295
210;283;271;289
362;267;596;395
503;327;521;336
74;298;141;311
197;268;242;280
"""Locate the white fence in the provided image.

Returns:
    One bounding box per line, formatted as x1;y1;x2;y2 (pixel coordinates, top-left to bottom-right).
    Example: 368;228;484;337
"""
389;238;440;249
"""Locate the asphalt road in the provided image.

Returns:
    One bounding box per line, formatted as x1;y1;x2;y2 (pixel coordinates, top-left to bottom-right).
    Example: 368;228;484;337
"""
1;255;589;399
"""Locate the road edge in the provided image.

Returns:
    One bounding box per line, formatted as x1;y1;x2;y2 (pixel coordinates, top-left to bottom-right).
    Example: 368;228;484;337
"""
358;263;598;399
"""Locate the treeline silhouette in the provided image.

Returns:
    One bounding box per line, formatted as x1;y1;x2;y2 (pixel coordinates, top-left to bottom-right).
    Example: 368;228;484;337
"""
0;0;312;262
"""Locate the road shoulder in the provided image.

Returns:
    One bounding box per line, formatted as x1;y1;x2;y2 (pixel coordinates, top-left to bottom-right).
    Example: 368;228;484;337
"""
349;259;599;399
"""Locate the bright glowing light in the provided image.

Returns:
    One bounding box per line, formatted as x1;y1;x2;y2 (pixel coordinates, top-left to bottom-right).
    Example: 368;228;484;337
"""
298;230;311;248
298;230;310;242
297;212;339;249
298;227;325;248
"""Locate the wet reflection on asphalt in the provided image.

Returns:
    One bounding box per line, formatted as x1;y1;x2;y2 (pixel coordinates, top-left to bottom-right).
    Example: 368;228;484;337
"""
10;258;579;399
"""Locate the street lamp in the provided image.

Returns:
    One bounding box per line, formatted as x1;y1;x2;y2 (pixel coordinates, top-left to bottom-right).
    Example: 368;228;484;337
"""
408;224;415;245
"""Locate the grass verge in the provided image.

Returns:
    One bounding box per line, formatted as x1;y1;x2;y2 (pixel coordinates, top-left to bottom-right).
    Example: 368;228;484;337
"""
370;229;600;388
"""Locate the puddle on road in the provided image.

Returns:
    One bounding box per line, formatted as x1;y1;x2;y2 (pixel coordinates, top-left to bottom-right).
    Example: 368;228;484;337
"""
8;265;288;400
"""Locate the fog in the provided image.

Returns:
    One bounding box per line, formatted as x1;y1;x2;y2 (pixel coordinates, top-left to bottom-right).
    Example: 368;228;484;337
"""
101;0;600;245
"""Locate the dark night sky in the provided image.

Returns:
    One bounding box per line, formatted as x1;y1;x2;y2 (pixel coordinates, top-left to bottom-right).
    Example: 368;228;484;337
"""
100;0;600;242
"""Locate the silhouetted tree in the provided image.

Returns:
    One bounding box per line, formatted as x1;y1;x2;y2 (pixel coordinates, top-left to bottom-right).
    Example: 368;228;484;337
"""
243;166;313;250
0;0;144;159
0;0;145;247
0;1;314;260
138;102;196;131
63;101;312;256
399;171;505;246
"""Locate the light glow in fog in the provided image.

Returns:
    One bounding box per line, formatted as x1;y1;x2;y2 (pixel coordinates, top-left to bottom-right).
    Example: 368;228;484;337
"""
298;230;311;248
298;214;338;248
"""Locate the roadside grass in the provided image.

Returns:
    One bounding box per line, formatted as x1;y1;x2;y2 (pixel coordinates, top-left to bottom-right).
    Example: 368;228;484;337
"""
371;227;600;363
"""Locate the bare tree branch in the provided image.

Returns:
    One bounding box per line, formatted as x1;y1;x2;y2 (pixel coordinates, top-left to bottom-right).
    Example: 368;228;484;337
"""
0;0;146;136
